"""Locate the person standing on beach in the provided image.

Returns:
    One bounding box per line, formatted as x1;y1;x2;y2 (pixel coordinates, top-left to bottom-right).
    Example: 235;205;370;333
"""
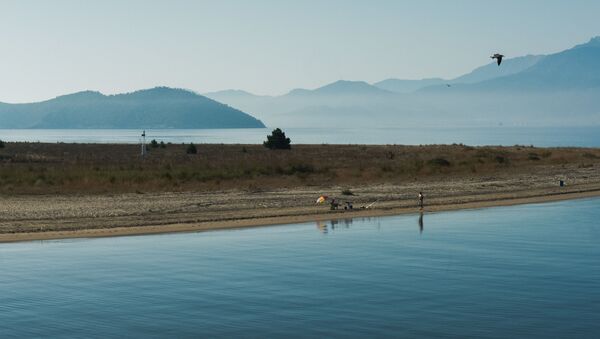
418;191;424;209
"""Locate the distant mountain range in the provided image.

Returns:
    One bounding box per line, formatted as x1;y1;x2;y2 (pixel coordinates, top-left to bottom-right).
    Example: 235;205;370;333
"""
205;37;600;128
3;37;599;130
0;87;265;129
372;54;545;93
441;37;600;92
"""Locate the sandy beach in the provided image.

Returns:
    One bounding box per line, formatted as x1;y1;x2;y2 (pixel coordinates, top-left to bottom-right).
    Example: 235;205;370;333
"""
2;161;599;243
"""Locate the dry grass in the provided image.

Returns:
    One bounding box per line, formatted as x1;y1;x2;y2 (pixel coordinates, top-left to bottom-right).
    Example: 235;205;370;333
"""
0;142;599;194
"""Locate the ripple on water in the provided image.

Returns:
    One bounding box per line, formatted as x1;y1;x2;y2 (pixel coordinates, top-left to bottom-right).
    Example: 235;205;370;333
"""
1;198;599;337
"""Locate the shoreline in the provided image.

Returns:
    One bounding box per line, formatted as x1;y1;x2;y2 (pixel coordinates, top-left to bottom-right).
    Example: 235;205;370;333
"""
2;142;600;244
2;187;599;244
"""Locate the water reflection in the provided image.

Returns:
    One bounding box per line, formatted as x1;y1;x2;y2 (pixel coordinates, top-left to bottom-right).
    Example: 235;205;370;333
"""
3;198;599;338
316;221;328;234
331;219;353;230
316;215;424;235
316;219;354;234
315;217;387;234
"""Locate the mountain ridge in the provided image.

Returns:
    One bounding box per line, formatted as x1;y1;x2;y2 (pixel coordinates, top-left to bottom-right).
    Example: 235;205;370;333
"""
208;37;600;97
203;36;600;128
421;36;600;92
285;80;392;97
0;87;265;129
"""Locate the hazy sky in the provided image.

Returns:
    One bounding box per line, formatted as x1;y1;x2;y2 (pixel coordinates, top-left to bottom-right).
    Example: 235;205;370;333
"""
1;0;599;102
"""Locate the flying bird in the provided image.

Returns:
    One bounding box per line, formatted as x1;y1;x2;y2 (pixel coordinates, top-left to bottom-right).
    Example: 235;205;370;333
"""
491;53;504;66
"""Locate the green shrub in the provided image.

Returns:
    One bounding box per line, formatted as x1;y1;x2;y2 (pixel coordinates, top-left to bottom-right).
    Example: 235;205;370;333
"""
150;139;159;148
160;141;166;148
381;164;394;172
290;163;314;174
582;152;598;159
0;140;4;148
186;143;197;154
341;189;354;196
263;128;291;150
427;158;451;167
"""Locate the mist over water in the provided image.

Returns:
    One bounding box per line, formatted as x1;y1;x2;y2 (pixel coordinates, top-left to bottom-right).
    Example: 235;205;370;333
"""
1;198;599;337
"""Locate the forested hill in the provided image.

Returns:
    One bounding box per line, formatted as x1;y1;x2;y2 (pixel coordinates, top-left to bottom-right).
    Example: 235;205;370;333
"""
0;87;265;129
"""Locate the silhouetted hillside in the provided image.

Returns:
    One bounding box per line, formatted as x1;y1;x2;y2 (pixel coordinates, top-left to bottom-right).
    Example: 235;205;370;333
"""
0;87;265;128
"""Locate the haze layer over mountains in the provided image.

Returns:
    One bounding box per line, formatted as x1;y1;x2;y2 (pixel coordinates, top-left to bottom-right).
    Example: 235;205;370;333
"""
1;37;598;129
206;37;600;128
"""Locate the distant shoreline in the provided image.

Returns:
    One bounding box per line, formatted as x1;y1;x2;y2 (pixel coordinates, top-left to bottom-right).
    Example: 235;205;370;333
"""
1;126;599;147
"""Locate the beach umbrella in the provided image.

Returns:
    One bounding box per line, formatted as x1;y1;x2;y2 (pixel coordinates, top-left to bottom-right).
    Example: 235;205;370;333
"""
316;195;328;204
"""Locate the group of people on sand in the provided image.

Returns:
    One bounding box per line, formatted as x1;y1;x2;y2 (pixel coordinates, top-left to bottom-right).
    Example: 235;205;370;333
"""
328;198;353;210
327;192;425;210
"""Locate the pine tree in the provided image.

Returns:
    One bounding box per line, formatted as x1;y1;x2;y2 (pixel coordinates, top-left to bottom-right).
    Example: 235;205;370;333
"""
263;128;291;150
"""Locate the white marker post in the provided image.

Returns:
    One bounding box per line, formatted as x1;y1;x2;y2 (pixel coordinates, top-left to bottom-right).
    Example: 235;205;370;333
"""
141;130;147;157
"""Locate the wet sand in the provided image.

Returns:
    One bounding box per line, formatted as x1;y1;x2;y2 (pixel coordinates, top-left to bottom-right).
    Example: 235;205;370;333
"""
2;163;600;243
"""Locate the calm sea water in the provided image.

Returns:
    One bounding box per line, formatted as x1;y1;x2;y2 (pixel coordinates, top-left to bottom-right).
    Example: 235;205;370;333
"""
1;198;599;337
1;126;600;146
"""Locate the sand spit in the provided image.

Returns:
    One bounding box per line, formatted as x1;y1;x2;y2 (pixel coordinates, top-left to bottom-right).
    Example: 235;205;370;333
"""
2;166;600;242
